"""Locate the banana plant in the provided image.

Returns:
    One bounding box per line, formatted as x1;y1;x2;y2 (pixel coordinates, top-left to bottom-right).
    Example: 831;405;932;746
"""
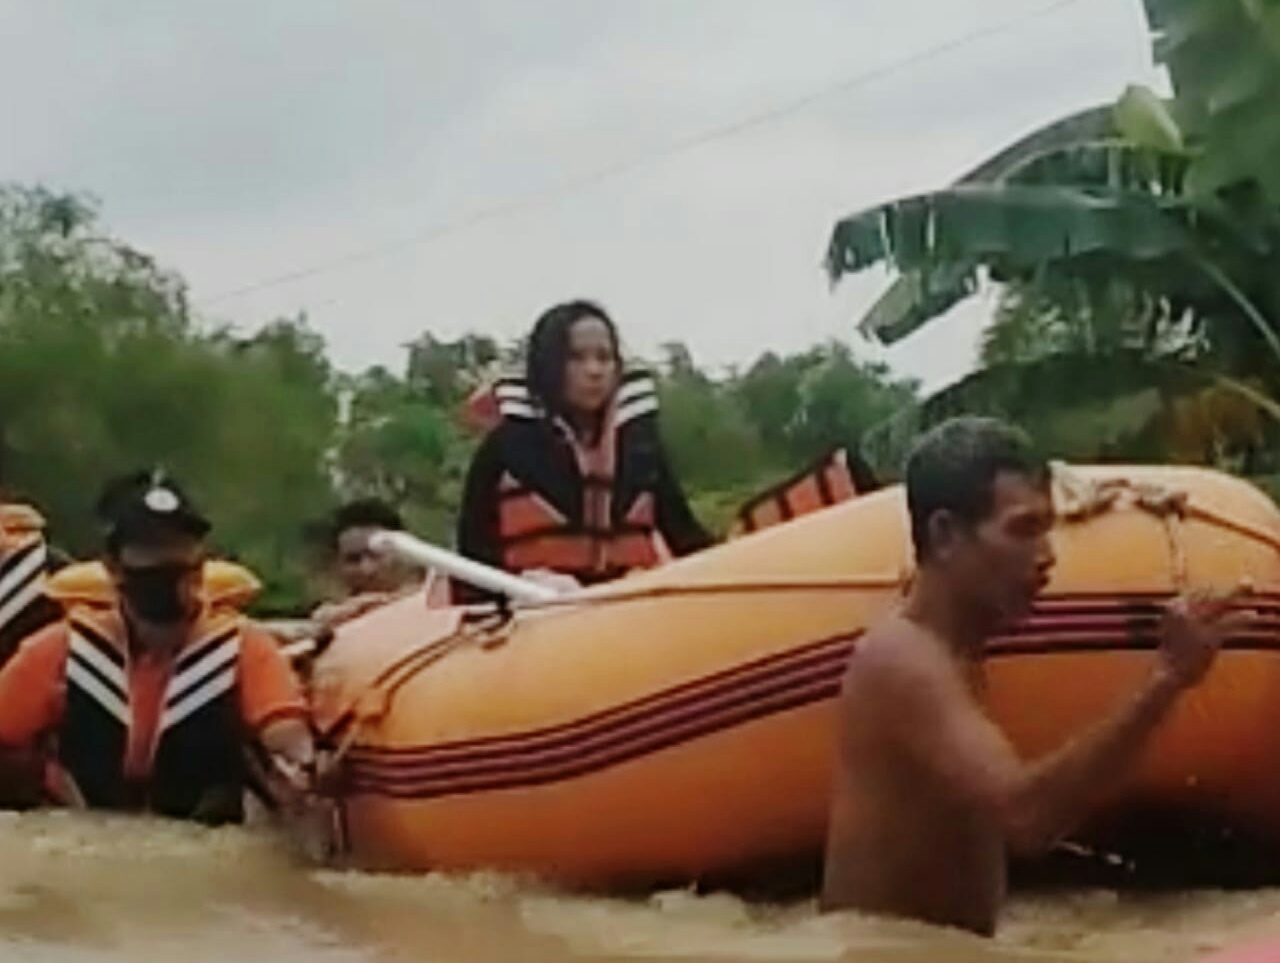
1144;0;1280;204
859;348;1278;480
828;101;1280;366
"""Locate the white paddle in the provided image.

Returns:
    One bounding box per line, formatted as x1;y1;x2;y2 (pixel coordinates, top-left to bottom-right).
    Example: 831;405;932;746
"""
367;530;563;605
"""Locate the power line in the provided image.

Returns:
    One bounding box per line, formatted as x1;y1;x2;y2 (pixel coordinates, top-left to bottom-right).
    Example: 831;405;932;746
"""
199;0;1089;307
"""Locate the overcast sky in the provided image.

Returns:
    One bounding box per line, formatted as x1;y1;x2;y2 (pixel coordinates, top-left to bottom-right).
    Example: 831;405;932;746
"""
1;0;1162;390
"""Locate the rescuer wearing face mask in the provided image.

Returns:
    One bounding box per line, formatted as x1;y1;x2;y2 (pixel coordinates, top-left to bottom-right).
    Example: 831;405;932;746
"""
0;470;316;825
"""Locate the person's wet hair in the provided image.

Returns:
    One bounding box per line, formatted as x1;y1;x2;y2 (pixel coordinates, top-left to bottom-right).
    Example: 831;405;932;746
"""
329;498;404;551
905;417;1050;562
525;300;621;415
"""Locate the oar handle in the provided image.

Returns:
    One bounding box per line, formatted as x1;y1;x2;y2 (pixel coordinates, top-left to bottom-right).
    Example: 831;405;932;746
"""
368;530;562;604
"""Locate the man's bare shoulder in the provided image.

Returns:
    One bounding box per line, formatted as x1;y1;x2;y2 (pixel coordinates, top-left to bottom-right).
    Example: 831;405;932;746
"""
848;613;952;688
838;614;975;734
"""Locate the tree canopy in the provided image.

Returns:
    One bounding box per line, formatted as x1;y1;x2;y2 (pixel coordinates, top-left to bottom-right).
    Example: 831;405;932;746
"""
0;184;918;614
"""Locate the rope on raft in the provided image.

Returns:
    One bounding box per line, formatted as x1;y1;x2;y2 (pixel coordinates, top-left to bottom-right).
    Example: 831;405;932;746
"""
1050;461;1280;556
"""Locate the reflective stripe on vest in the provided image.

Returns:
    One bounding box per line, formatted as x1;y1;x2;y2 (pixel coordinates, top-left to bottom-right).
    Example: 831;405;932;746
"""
0;538;47;636
501;529;659;575
493;371;658;427
61;612;247;822
160;624;240;732
66;624;130;724
66;617;242;735
497;479;566;539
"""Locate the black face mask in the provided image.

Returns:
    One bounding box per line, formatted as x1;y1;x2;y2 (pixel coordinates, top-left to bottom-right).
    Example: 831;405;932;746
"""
119;564;193;625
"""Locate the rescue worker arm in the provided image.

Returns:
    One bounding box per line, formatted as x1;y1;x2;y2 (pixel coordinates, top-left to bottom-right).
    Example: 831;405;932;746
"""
238;628;314;771
237;628;336;860
652;445;713;556
0;625;67;748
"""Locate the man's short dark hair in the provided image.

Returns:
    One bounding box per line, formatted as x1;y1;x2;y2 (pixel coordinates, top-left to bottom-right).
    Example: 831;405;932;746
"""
905;417;1050;561
330;498;404;549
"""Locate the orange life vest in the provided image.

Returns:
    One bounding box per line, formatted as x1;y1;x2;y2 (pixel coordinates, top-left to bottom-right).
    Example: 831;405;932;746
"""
496;475;662;578
729;449;862;538
0;503;45;543
483;371;666;583
45;559;263;613
57;606;249;822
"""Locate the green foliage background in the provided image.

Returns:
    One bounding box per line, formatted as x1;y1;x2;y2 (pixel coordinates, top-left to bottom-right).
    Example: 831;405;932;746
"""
0;185;919;615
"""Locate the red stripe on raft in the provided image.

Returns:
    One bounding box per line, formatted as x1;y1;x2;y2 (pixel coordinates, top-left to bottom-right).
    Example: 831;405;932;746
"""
990;618;1280;652
352;632;858;764
990;632;1280;657
349;649;852;780
346;676;842;798
1016;592;1280;609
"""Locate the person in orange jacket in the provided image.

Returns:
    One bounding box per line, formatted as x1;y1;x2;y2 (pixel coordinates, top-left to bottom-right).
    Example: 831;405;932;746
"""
0;470;316;824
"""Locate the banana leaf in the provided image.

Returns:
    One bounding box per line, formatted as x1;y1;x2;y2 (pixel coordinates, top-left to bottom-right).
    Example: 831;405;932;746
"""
858;349;1280;478
1144;0;1280;203
828;184;1192;286
851;107;1111;344
846;122;1193;344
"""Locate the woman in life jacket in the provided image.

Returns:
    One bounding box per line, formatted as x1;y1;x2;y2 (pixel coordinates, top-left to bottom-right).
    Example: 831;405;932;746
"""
455;300;711;603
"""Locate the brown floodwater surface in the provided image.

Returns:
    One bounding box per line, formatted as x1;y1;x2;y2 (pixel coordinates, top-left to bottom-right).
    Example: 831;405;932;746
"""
2;811;1279;963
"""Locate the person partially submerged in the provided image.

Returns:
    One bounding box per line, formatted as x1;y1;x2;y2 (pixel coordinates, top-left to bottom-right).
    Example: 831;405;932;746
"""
0;470;317;824
820;417;1252;936
309;498;430;631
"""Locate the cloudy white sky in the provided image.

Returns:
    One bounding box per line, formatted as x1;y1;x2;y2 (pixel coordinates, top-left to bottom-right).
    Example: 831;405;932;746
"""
1;0;1162;390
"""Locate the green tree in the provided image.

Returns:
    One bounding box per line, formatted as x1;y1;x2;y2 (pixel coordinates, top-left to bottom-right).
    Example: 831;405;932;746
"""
825;46;1280;479
333;366;470;543
202;317;339;612
0;185;338;614
655;343;768;530
785;343;918;465
404;332;501;404
733;350;814;457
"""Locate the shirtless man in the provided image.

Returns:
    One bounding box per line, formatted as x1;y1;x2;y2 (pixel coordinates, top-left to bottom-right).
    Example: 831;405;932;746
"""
820;417;1251;936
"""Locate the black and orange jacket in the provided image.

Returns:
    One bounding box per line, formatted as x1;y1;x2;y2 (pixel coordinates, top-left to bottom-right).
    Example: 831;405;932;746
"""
455;370;711;602
0;604;308;823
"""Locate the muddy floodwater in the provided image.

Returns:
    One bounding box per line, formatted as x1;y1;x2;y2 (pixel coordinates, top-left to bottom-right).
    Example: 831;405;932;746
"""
2;811;1280;963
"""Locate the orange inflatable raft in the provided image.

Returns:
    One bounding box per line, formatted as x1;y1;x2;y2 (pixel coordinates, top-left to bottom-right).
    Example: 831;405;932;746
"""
313;464;1280;888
